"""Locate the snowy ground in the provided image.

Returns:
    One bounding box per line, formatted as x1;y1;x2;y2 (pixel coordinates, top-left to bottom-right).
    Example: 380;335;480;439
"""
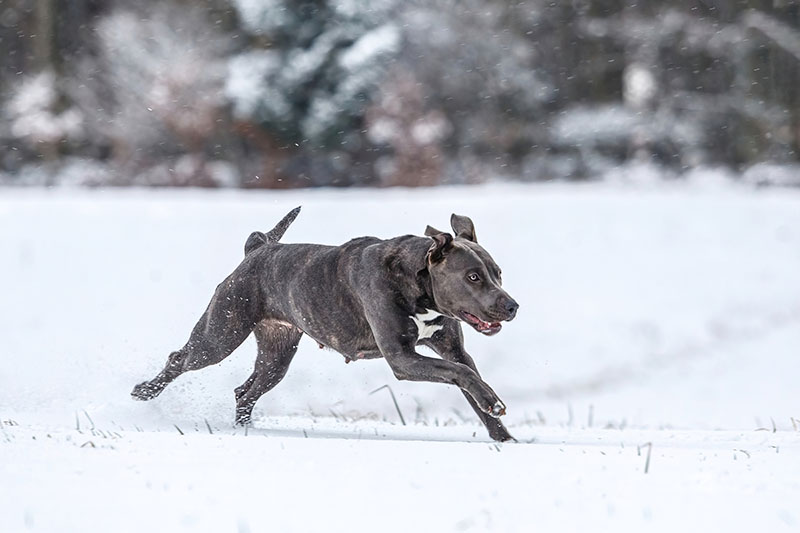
1;182;799;532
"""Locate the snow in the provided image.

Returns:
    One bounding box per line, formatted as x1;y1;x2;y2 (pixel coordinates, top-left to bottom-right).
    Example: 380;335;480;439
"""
231;0;293;36
623;62;657;109
3;424;798;532
337;23;400;72
226;51;290;121
1;183;799;531
742;162;800;188
6;70;84;145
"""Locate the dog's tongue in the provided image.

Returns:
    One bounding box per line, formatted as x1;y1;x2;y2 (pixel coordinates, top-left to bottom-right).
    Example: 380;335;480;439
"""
463;312;502;336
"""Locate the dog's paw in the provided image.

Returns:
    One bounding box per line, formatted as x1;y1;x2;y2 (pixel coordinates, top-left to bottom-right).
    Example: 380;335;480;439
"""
488;400;506;418
234;414;252;427
131;381;160;401
488;425;516;442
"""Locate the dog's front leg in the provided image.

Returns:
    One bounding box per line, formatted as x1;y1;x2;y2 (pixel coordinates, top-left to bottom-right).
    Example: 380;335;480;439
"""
388;352;506;418
365;306;506;418
386;349;506;418
420;321;515;442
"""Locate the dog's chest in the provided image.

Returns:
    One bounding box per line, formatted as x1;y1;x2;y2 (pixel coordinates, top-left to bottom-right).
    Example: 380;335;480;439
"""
411;309;445;341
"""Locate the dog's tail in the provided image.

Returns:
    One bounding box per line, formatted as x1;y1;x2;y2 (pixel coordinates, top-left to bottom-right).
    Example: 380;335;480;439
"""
244;206;301;255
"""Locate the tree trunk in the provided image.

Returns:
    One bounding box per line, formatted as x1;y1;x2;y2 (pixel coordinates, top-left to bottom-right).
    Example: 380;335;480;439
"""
34;0;55;71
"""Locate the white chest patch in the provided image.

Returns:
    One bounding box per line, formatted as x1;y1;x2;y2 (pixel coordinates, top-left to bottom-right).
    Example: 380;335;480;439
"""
411;309;445;340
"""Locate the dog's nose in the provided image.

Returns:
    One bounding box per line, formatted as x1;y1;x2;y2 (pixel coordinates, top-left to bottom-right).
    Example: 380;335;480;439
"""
504;299;519;320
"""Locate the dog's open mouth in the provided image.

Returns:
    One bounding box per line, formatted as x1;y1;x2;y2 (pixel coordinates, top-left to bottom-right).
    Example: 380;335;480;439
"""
461;311;502;336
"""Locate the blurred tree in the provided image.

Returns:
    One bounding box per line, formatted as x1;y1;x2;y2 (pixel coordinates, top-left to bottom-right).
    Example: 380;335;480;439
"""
33;0;54;70
65;2;236;186
388;0;558;182
3;0;800;187
365;68;449;187
225;0;401;186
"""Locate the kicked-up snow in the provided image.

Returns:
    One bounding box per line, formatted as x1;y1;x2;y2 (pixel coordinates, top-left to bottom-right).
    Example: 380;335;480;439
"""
1;182;799;532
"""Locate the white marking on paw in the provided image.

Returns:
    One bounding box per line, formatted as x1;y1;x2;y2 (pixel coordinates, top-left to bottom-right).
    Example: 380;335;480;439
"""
412;309;445;340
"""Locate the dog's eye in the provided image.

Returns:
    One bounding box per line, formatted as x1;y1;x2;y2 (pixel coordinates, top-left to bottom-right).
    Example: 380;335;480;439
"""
467;273;481;283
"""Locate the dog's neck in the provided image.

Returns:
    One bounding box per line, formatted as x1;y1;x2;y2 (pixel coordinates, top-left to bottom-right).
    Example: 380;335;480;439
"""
415;261;442;315
395;235;445;316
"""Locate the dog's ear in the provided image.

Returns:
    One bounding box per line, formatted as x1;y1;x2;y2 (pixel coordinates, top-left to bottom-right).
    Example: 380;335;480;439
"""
450;214;477;242
426;232;453;264
424;225;446;236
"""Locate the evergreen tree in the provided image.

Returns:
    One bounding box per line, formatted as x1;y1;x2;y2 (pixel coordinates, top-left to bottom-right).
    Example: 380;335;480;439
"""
226;0;401;148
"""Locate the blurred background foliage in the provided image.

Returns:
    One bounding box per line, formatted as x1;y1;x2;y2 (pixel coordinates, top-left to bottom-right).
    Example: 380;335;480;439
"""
1;0;799;188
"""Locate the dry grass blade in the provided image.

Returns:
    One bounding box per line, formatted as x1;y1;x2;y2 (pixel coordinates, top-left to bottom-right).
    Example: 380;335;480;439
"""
83;410;95;430
370;384;407;426
639;442;653;474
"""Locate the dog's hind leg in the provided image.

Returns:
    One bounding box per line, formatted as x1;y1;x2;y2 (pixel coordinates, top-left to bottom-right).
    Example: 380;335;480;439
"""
234;321;302;426
131;274;260;401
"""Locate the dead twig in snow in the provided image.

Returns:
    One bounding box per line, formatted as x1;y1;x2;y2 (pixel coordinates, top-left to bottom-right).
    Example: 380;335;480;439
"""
83;409;95;430
369;384;406;426
735;449;751;459
757;417;779;432
638;442;653;474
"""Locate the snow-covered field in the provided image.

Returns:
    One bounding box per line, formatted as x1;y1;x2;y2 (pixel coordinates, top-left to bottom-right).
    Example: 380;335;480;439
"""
1;182;799;532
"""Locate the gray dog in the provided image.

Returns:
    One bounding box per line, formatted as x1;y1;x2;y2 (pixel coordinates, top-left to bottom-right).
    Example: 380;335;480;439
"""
132;208;519;441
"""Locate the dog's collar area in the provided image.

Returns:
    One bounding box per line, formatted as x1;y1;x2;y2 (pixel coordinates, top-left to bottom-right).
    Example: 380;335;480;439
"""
414;309;445;323
411;309;445;340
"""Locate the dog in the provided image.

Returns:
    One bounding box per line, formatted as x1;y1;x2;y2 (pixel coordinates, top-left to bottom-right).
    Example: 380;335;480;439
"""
132;208;519;441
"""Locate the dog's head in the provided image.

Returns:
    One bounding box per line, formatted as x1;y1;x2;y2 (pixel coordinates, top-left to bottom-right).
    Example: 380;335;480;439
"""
424;214;518;336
